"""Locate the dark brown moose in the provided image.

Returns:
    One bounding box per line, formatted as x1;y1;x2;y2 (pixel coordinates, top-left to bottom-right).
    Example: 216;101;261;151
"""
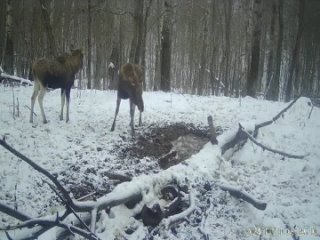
111;63;144;136
30;49;83;123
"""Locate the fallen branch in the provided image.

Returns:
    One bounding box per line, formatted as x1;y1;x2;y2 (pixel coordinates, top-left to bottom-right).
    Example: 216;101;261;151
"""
239;124;307;159
105;171;132;182
219;185;267;210
0;137;73;207
1;218;100;240
207;115;218;144
254;95;301;137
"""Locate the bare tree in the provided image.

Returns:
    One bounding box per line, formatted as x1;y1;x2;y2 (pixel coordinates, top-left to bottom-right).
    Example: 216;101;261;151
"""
2;0;14;74
246;0;262;97
160;0;172;92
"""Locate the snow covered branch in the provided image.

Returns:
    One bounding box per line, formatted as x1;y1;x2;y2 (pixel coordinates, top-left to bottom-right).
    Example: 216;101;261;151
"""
219;185;267;210
239;124;307;159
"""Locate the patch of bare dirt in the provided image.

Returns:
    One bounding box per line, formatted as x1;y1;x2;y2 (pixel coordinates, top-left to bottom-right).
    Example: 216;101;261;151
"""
117;122;211;169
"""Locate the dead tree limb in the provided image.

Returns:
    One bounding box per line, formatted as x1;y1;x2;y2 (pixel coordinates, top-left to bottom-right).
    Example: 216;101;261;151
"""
0;202;30;221
239;124;307;159
254;95;301;137
219;185;267;210
207;115;218;144
0;137;73;206
1;218;100;240
105;172;132;182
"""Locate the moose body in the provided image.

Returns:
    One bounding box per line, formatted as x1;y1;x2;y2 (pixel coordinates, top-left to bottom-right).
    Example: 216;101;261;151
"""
30;49;83;123
111;63;144;135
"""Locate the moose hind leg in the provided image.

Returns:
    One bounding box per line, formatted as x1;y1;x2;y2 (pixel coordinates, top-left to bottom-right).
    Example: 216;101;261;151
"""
38;84;48;124
60;89;66;120
129;100;136;135
139;111;142;126
65;88;71;122
111;97;121;131
30;81;40;123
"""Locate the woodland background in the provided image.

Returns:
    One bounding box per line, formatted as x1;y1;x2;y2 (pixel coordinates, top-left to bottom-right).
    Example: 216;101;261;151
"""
0;0;319;101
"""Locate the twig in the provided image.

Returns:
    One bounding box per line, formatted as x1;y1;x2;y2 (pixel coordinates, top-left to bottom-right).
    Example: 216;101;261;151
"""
219;184;267;210
308;104;314;119
24;105;37;116
239;124;307;159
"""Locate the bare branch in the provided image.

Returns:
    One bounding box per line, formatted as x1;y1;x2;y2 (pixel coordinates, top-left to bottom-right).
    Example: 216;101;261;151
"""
1;219;101;240
0;138;74;206
219;184;267;210
240;124;307;159
0;202;31;221
254;95;301;137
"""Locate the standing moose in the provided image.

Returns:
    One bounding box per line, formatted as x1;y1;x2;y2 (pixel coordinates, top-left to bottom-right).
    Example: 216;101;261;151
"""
30;49;83;123
111;63;144;136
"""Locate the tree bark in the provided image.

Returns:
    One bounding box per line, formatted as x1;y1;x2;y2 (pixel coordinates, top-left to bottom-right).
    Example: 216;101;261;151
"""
160;1;172;92
39;0;57;57
2;0;14;74
246;0;262;98
285;0;305;102
87;0;92;90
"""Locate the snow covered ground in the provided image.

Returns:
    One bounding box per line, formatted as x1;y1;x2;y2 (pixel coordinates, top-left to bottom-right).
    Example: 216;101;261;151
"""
0;84;319;239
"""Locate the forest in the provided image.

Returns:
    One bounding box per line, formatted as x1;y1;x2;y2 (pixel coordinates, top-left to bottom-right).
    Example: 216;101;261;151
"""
1;0;320;101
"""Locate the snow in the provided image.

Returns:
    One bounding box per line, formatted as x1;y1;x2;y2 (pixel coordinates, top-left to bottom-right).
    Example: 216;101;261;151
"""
0;84;320;239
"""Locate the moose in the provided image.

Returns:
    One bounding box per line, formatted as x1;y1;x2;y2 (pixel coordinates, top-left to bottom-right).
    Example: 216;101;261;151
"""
111;63;144;135
29;49;83;124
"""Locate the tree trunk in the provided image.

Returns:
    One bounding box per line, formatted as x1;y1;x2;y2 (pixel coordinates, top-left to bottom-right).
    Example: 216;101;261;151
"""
246;0;262;98
224;0;232;96
160;1;172;92
285;0;305;102
3;0;14;74
265;0;277;100
87;0;92;90
39;0;57;57
197;11;209;96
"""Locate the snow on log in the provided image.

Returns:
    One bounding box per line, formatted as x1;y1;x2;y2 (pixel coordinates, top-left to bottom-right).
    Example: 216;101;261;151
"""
0;71;32;86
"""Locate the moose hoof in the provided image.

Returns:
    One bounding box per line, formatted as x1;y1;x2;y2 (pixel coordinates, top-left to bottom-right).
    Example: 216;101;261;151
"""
60;116;63;121
43;120;48;124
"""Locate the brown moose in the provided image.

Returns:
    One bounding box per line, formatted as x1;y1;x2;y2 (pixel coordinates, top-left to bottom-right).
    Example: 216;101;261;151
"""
111;63;144;135
30;49;83;123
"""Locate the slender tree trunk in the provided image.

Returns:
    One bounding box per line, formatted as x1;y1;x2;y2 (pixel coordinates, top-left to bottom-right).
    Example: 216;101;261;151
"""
160;0;172;92
265;0;277;100
39;0;57;56
285;0;305;102
87;0;92;89
3;0;14;74
198;11;209;96
246;0;262;97
224;0;232;96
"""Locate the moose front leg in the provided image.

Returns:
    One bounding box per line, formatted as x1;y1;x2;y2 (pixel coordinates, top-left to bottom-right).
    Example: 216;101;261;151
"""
111;97;121;131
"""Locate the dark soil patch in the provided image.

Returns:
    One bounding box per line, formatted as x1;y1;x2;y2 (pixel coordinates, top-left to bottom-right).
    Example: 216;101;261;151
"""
117;122;212;169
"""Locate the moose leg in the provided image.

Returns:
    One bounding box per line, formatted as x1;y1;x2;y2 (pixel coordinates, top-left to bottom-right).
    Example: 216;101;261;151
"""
30;81;40;123
65;87;71;122
129;99;136;135
60;89;66;121
139;111;142;126
111;97;121;131
38;84;48;124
